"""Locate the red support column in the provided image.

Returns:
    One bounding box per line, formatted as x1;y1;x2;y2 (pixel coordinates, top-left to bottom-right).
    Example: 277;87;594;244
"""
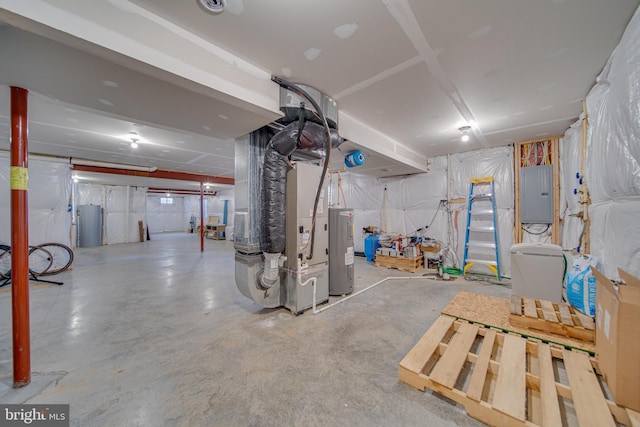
10;87;30;388
200;182;204;253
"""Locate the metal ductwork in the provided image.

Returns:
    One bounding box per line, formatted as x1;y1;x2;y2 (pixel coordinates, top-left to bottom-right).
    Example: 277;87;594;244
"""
234;79;345;313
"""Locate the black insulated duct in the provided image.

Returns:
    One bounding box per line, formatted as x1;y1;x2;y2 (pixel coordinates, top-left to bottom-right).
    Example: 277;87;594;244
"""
260;120;336;254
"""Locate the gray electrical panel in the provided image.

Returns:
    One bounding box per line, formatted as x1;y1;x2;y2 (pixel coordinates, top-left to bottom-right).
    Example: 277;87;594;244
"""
329;208;354;296
520;164;553;224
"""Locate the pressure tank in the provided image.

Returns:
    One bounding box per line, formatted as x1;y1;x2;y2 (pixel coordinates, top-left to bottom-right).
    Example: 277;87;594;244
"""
345;151;365;168
364;235;379;262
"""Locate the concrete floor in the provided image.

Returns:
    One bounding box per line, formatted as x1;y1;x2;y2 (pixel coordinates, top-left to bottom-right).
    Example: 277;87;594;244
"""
0;233;511;426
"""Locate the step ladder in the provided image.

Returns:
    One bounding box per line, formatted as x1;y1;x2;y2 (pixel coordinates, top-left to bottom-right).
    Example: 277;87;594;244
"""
463;176;501;279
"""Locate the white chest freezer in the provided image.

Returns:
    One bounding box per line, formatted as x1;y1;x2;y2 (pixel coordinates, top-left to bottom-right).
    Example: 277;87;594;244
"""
510;243;565;302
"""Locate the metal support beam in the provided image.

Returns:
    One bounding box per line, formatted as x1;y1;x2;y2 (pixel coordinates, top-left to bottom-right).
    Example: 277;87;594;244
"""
10;86;30;388
200;182;205;253
71;164;234;185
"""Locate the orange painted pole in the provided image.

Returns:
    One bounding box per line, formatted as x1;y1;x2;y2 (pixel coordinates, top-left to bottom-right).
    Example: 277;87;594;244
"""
10;87;30;388
200;182;204;253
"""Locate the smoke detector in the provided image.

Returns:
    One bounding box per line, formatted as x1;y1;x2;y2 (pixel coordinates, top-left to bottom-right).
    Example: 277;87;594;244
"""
198;0;226;13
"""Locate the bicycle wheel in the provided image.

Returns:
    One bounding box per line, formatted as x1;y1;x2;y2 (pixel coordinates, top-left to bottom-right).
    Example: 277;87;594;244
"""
36;243;74;275
0;245;11;279
28;246;53;276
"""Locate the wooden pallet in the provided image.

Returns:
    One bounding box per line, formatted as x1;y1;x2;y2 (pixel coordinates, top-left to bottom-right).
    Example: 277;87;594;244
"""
374;254;423;273
442;291;594;353
399;315;637;427
509;296;595;343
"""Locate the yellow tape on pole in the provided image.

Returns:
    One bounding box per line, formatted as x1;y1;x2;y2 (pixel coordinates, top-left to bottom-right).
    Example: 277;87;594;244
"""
10;166;28;190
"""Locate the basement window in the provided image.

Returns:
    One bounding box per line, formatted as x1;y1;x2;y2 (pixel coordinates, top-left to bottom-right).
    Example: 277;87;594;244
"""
160;197;174;205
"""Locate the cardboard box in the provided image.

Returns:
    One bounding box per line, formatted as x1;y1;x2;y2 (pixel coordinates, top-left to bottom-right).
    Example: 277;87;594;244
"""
592;268;640;411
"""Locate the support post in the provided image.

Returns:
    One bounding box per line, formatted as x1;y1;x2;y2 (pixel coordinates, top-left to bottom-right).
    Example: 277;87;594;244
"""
200;182;204;253
10;86;30;387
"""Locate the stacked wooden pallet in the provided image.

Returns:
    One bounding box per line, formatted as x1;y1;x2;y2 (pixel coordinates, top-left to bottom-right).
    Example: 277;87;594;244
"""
509;295;595;342
374;254;423;273
399;315;638;426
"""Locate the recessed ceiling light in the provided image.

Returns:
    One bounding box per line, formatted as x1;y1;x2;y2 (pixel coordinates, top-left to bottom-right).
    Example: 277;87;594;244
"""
199;0;225;13
130;138;139;149
218;114;229;120
203;126;211;131
98;98;114;106
102;80;119;88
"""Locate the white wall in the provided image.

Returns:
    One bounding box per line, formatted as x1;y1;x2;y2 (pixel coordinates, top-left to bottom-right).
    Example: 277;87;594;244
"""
340;146;514;276
76;183;147;244
0;155;72;246
581;6;640;278
146;195;185;233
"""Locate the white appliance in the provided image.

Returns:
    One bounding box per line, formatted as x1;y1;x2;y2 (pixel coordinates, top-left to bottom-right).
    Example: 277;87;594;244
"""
510;243;565;302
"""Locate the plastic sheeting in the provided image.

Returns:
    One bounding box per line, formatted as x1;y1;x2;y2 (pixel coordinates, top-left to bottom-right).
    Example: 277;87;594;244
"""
450;146;514;208
0;157;72;246
106;186;147;244
589;201;640;279
576;5;640;278
586;6;640;204
341;147;514;276
147;195;185;233
560;120;584;251
77;183;147;244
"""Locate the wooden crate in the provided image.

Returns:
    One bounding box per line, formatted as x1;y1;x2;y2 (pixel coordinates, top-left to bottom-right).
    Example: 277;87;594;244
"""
375;254;423;273
399;315;638;427
509;296;595;343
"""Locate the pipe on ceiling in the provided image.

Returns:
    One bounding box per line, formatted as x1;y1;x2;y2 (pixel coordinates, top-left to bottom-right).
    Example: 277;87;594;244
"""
70;158;158;172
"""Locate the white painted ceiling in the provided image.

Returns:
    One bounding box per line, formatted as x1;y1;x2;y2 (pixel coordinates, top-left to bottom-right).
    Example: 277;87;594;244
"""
1;0;639;189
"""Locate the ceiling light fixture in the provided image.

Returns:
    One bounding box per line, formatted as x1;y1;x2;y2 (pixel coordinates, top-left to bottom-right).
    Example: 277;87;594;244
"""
73;176;79;183
130;137;139;149
458;125;472;142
